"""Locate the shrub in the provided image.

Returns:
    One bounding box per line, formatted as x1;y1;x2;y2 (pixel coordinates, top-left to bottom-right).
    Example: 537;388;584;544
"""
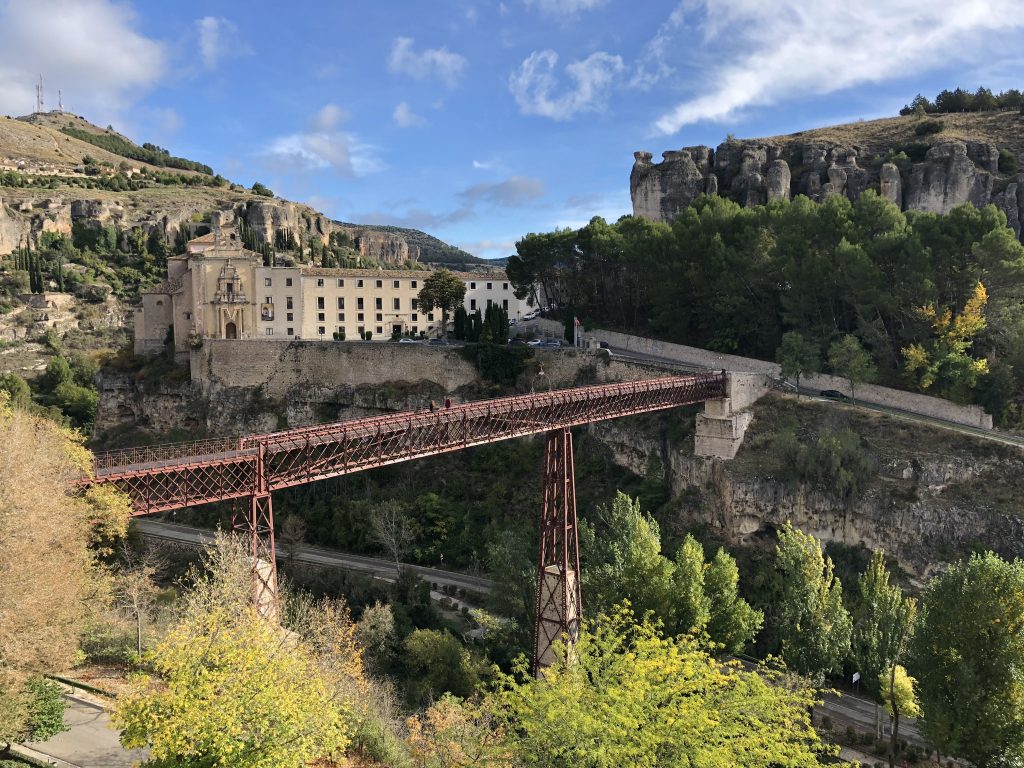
914;119;944;136
998;148;1018;174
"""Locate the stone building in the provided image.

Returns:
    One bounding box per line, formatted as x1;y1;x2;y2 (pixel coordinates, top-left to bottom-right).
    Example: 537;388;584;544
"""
134;226;531;358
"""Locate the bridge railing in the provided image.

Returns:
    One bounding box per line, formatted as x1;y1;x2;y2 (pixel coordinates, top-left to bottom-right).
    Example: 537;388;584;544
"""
92;435;247;474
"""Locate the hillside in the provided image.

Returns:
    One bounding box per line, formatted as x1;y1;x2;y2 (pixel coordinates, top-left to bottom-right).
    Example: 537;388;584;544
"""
632;109;1024;236
0;112;483;267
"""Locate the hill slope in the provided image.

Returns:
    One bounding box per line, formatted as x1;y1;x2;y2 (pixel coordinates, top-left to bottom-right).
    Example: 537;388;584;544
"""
0;112;483;267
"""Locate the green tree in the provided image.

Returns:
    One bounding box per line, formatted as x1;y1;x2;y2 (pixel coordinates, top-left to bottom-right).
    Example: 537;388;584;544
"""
704;548;764;654
849;550;917;699
42;355;73;391
418;270;467;339
776;330;821;396
0;373;31;409
403;629;480;707
880;664;921;768
116;606;352;768
669;535;710;635
20;677;68;742
251;181;273;197
909;552;1024;768
774;522;852;682
828;334;877;403
485;606;824;767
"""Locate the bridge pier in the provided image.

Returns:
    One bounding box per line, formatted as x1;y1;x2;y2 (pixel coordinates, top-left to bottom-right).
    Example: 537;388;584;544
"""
533;428;583;677
232;445;279;621
694;372;768;459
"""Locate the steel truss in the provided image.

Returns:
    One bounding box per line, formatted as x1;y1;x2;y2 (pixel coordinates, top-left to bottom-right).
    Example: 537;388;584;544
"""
85;372;726;656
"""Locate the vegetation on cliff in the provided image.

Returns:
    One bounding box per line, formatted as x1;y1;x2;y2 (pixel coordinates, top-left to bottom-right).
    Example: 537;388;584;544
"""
508;192;1024;424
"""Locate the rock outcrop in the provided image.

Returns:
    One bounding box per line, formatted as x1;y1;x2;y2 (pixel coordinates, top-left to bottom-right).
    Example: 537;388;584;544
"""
631;136;1024;242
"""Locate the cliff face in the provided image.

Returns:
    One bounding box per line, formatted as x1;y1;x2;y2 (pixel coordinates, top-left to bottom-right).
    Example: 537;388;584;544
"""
592;412;1024;580
632;131;1024;240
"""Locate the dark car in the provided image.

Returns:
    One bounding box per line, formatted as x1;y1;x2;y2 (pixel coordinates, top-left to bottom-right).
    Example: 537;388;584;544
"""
819;389;850;401
427;338;449;346
599;340;610;350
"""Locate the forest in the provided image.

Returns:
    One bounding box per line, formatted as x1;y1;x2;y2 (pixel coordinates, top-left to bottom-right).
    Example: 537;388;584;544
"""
507;193;1024;424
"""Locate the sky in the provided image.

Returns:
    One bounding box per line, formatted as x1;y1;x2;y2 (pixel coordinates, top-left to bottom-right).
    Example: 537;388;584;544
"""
1;1;1023;260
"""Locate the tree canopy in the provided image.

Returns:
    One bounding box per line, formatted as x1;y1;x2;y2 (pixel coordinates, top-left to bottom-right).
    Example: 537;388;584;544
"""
418;269;467;337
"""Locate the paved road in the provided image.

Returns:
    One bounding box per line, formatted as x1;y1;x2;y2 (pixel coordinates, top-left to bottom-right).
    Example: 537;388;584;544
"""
24;694;145;768
133;518;494;595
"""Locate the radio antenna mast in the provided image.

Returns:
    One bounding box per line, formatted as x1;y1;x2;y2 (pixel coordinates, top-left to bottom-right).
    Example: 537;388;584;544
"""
58;89;63;112
36;75;45;113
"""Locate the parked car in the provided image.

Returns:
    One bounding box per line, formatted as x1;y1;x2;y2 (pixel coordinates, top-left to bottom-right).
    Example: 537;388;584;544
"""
398;338;420;344
598;340;610;350
819;389;850;401
427;338;449;346
509;318;517;326
523;310;539;320
540;339;563;348
526;339;543;347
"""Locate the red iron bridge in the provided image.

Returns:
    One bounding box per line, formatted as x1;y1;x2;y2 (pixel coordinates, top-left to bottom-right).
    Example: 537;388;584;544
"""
86;372;727;672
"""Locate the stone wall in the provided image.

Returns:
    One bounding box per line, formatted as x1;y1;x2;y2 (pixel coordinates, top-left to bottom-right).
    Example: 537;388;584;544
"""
584;327;993;429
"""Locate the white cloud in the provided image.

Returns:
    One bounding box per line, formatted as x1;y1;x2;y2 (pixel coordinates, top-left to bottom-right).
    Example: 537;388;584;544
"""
196;17;240;69
458;238;518;260
630;2;686;89
472;159;497;170
459;176;545;206
264;104;382;177
653;0;1024;134
388;37;467;88
393;101;425;128
523;0;607;16
0;0;165;119
509;50;623;120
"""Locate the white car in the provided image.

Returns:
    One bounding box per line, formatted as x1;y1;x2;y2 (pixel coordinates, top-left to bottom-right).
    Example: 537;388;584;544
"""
526;339;543;346
398;338;420;344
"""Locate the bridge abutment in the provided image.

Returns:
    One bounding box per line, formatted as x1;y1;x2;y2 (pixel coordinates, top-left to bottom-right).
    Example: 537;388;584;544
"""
694;373;768;459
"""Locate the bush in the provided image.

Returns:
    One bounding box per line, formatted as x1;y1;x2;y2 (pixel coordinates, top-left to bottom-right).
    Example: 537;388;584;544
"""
914;119;944;136
22;677;68;742
251;182;274;197
998;148;1018;174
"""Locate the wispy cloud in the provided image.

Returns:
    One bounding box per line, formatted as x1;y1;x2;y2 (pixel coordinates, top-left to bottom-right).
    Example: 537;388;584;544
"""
458;238;518;260
653;0;1024;134
263;104;383;177
195;17;250;70
509;50;623;120
459;176;545;206
388;37;467;88
523;0;607;16
0;0;165;119
393;101;426;128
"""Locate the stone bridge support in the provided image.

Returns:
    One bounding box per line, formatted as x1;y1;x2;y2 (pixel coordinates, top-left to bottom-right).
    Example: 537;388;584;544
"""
694;372;768;459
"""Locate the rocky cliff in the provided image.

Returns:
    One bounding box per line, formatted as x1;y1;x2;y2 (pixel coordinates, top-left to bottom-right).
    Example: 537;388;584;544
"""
593;395;1024;580
632;112;1024;239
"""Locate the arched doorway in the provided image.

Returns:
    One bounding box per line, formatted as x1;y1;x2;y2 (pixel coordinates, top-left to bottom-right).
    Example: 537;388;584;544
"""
225;322;237;339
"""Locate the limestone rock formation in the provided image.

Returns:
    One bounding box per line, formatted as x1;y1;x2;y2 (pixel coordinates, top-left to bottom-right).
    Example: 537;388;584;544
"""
631;133;1023;242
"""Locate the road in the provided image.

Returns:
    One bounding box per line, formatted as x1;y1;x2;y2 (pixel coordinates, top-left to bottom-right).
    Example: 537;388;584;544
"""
607;345;1024;449
133;518;494;595
22;693;146;768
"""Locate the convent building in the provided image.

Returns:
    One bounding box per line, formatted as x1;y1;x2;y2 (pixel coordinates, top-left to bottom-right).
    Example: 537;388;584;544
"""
134;226;533;358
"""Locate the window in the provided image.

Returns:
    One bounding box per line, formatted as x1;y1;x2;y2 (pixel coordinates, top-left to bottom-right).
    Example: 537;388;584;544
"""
286;278;293;287
317;312;325;321
338;312;345;322
393;298;400;310
393;280;400;288
337;278;345;287
286;297;294;309
487;282;492;290
357;297;364;310
264;296;273;304
317;296;325;309
411;298;418;310
503;282;508;290
428;312;435;321
411;313;418;322
376;313;383;322
337;325;344;336
287;327;294;336
470;282;476;289
337;297;345;309
264;278;272;287
502;299;508;310
286;312;293;321
470;299;477;310
376;326;383;334
411;325;418;334
185;312;192;320
265;328;273;336
375;297;382;310
316;278;324;287
412;280;418;289
318;326;325;335
375;279;382;288
357;312;364;321
356;279;364;288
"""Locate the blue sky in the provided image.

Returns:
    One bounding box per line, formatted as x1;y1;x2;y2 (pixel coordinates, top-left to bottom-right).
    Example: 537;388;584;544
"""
2;1;1023;259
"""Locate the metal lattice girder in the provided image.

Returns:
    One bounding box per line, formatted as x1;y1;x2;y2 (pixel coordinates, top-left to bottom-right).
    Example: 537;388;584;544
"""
88;373;726;515
533;428;582;676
